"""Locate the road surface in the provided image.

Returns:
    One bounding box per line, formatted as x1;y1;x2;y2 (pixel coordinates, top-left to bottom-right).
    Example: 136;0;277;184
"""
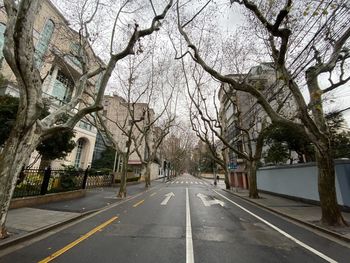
1;174;349;263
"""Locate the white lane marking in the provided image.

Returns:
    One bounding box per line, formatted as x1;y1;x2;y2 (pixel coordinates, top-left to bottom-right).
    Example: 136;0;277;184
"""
199;182;203;185
171;182;175;184
186;188;194;263
186;181;189;184
176;181;179;184
190;182;193;184
161;192;175;205
196;193;225;207
181;181;184;184
166;181;170;184
195;182;198;185
213;190;337;263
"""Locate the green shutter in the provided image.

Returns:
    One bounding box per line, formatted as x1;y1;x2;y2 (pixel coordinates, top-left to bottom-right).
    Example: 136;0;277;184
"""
34;20;54;68
0;24;6;60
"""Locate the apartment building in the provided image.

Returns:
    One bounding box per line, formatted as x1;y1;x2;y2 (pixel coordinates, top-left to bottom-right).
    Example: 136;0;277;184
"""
0;0;104;169
219;62;295;188
95;94;161;180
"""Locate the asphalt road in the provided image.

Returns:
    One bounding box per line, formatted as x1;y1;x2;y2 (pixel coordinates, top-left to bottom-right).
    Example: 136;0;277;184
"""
1;174;350;263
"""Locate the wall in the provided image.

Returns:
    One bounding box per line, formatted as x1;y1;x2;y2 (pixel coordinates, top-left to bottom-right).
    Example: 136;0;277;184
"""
10;190;85;209
257;160;350;207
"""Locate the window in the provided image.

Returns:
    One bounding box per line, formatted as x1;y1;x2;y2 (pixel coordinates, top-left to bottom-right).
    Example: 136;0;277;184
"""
79;120;92;131
51;70;74;104
74;138;85;168
34;19;54;68
69;43;82;68
0;23;6;61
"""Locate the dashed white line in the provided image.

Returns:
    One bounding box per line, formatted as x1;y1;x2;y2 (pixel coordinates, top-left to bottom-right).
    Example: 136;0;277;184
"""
213;190;337;263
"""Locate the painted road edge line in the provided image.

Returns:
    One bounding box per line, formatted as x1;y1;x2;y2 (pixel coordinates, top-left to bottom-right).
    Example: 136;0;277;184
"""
186;188;194;263
213;190;337;263
38;216;118;263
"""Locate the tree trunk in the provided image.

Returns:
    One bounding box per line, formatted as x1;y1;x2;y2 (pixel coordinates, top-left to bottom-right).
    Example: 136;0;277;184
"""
316;145;347;226
224;169;230;190
117;155;128;198
0;125;40;238
39;157;51;170
247;160;259;199
144;163;151;188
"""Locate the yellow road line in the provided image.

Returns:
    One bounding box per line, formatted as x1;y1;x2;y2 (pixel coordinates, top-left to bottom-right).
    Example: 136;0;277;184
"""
38;216;118;263
133;199;145;207
150;192;157;197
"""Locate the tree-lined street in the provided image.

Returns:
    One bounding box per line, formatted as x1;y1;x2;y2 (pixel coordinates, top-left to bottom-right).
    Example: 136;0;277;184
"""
1;1;350;261
1;175;349;263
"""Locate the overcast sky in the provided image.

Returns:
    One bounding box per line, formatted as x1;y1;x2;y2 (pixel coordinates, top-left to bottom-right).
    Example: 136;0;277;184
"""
51;0;350;128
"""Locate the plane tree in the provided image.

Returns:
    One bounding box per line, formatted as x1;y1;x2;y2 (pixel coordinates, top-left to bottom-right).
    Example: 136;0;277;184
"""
0;0;173;238
176;0;350;225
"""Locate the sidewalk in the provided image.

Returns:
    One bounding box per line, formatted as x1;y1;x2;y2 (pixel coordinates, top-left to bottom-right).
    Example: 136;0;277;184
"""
0;180;163;249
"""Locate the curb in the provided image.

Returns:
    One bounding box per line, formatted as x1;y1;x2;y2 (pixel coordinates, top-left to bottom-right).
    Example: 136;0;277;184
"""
0;183;161;250
0;210;96;250
222;189;350;244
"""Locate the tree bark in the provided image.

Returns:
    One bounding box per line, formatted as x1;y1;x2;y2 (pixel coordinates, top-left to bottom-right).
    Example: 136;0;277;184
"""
306;69;346;226
39;157;51;170
0;125;41;238
224;169;230;190
144;163;151;188
117;154;128;198
316;144;347;226
247;160;259;199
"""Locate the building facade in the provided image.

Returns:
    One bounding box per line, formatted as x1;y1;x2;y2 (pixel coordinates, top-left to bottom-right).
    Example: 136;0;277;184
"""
96;94;161;180
219;62;296;189
0;0;103;169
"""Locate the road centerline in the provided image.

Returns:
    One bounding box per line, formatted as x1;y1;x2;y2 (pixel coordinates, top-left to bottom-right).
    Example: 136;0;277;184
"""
38;216;118;263
133;199;145;207
186;187;194;263
213;190;337;263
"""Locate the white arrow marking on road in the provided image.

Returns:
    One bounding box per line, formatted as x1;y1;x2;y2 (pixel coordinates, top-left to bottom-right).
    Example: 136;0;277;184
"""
161;192;175;205
196;193;224;207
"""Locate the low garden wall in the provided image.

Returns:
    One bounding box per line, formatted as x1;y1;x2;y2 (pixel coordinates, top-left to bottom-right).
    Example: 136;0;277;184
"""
10;189;86;209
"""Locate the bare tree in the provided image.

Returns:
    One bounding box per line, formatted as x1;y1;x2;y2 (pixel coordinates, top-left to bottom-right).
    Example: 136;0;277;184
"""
163;123;195;176
176;0;350;225
0;0;172;238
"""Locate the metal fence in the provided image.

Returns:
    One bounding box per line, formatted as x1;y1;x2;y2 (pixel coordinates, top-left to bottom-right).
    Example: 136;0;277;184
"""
85;174;114;189
13;168;113;198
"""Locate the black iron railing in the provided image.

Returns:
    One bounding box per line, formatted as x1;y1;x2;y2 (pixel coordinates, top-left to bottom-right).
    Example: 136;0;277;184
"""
13;168;114;198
